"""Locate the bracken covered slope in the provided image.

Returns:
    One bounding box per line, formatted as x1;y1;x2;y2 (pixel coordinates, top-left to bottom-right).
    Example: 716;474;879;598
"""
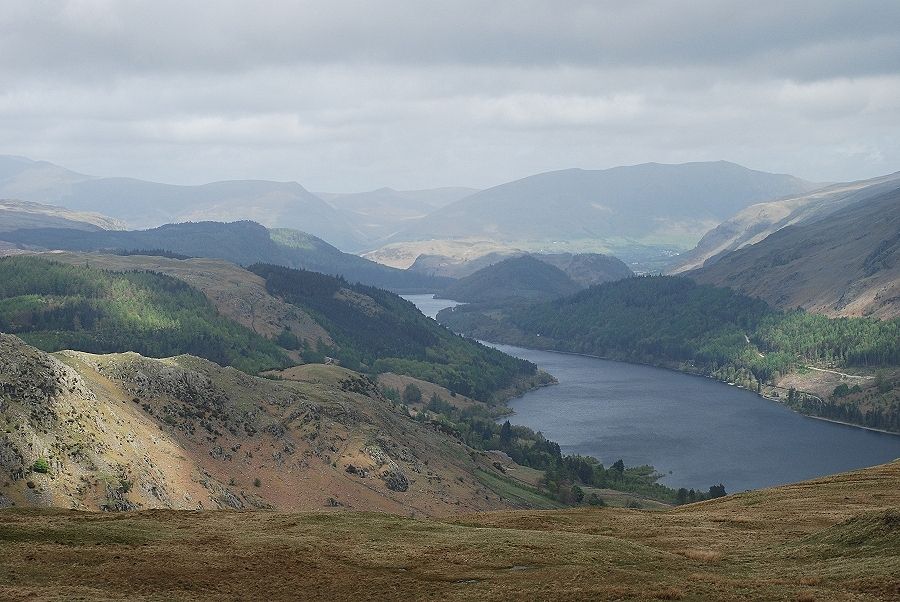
0;334;527;517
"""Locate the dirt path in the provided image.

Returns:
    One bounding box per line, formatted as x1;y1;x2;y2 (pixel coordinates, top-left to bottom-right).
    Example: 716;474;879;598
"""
804;366;873;380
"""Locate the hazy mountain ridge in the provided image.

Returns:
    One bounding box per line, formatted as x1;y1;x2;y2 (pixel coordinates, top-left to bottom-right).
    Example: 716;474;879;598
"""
0;220;449;292
689;185;900;318
0;199;125;232
384;161;820;250
0;155;366;251
670;171;900;273
319;186;478;242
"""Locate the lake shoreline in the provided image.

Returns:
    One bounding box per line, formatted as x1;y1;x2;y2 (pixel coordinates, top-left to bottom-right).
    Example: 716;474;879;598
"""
477;340;900;438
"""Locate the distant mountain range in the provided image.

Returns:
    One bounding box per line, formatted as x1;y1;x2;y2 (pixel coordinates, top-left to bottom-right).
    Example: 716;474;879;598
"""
0;155;366;250
383;161;820;251
318;186;477;242
669;171;900;273
1;156;822;266
0;220;450;292
689;185;900;318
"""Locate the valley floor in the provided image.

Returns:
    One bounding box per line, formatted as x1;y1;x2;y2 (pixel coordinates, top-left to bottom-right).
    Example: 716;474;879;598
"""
1;460;898;601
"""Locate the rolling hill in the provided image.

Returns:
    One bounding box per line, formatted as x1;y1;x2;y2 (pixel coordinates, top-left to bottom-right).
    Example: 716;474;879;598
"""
689;185;900;319
376;161;820;266
670;171;900;273
0;220;450;292
438;256;583;304
0;155;366;250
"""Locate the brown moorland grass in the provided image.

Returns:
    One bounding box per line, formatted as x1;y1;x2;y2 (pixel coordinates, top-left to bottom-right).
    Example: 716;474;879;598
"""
0;460;898;601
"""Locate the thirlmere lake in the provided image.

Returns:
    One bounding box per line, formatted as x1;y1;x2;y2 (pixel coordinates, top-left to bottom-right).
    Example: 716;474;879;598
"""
406;294;900;492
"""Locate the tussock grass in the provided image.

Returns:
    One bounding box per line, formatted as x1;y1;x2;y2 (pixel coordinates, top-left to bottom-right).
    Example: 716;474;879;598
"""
0;461;897;601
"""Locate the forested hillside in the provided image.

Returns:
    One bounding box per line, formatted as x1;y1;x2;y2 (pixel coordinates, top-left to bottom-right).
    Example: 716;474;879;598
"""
439;276;900;431
250;263;543;401
0;256;290;372
0;220;450;292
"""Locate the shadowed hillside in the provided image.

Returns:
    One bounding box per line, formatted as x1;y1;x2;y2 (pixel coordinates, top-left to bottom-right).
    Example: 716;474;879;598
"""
0;220;450;292
690;185;900;319
670;171;900;274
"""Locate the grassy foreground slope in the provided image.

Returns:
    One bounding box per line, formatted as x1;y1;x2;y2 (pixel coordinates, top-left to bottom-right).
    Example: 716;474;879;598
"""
1;460;897;601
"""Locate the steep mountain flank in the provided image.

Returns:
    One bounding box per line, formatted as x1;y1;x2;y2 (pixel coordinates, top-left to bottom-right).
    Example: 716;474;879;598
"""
439;256;582;303
0;199;125;232
0;334;524;516
689;185;900;318
669;171;900;273
0;220;449;292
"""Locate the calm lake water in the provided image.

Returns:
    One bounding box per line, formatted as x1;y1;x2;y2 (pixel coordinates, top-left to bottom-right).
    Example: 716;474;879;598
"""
404;294;900;492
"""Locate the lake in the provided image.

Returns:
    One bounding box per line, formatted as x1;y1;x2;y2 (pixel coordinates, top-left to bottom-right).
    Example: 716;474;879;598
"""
404;294;900;492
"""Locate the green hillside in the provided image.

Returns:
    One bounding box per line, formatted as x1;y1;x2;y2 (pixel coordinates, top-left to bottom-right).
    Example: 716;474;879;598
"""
249;263;542;401
0;256;290;372
439;255;582;303
439;275;900;431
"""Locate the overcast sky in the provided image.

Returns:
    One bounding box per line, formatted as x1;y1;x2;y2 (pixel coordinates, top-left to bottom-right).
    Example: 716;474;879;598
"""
1;1;899;191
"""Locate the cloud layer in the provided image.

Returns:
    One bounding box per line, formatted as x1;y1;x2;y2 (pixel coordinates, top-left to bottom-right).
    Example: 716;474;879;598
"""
2;1;899;189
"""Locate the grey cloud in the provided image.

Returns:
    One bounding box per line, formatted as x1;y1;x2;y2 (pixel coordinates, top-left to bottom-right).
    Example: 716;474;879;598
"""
0;1;898;190
2;1;899;79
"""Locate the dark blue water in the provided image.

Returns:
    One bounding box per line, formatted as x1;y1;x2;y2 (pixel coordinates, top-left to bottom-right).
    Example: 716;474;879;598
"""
405;294;900;492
